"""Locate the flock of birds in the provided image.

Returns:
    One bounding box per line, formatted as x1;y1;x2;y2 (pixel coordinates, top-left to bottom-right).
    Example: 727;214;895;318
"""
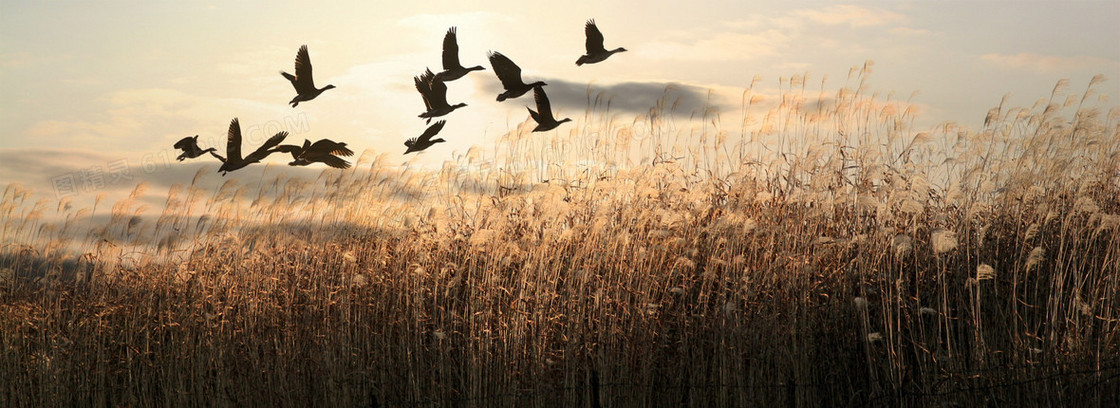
173;20;627;176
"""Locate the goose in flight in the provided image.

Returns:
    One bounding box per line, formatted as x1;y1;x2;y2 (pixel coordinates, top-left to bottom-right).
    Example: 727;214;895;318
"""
217;118;289;175
281;45;335;107
173;135;226;162
274;139;354;169
404;120;447;154
488;51;546;102
433;27;485;82
528;86;571;132
416;68;467;123
576;19;627;66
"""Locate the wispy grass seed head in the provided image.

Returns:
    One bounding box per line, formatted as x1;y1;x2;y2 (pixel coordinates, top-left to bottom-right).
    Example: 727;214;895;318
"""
931;228;958;255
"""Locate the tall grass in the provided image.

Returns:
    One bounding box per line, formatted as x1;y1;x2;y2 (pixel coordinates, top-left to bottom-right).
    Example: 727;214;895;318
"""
1;70;1118;407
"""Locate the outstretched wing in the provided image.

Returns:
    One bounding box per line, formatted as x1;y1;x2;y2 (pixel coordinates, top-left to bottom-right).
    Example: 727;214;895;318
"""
404;137;417;148
418;120;447;143
173;135;197;151
428;76;450;108
259;131;289;152
442;27;461;70
414;72;433;111
533;86;556;122
584;19;606;54
421;68;436;86
226;118;243;162
309;139;353;156
317;155;351;169
248;131;289;161
415;68;438;110
488;51;524;90
293;45;316;92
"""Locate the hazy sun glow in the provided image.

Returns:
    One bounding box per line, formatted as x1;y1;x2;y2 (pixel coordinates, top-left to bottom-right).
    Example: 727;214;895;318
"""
0;0;1117;204
2;2;1119;406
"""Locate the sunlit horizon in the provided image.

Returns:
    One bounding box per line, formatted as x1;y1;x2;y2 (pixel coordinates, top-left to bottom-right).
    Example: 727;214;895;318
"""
2;0;1118;204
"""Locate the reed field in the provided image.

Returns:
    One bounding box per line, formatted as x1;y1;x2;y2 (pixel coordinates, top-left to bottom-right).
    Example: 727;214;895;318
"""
2;70;1118;407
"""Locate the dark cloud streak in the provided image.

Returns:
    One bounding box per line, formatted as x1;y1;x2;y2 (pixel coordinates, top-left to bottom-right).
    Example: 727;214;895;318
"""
476;78;728;118
0;147;331;207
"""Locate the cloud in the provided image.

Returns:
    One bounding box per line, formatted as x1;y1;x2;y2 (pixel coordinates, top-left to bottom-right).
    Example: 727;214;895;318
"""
0;148;116;187
774;61;814;72
888;27;932;36
791;5;907;28
397;11;516;29
720;16;801;31
475;78;729;117
633;5;916;63
0;51;72;68
24;88;289;152
333;58;428;95
981;52;1120;73
217;45;291;79
638;30;791;62
0;146;335;207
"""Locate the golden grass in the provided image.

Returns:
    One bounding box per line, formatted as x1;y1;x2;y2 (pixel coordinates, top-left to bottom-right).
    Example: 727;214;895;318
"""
2;70;1118;406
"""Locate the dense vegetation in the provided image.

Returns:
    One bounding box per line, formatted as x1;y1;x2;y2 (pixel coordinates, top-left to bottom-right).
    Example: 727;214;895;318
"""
2;72;1117;406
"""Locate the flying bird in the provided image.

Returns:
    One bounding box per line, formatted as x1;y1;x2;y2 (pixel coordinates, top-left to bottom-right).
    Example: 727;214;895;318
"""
217;118;289;175
528;86;572;132
576;19;627;66
280;45;336;107
488;51;546;102
433;27;485;82
274;139;354;169
416;68;467;123
173;135;225;162
404;120;447;154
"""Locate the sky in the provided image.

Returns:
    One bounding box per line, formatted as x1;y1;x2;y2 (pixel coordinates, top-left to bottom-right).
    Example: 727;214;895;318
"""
1;0;1118;205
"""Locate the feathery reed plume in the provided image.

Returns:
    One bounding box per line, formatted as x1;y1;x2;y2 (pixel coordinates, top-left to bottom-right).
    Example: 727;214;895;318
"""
1;73;1115;407
976;263;996;280
931;228;958;255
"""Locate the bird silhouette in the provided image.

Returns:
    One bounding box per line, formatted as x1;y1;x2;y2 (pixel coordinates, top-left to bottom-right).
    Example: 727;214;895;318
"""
281;45;335;107
433;27;485;82
404;120;447;154
576;19;627;66
217;118;289;175
488;51;547;102
416;68;467;123
274;139;353;169
528;86;572;132
173;135;225;162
